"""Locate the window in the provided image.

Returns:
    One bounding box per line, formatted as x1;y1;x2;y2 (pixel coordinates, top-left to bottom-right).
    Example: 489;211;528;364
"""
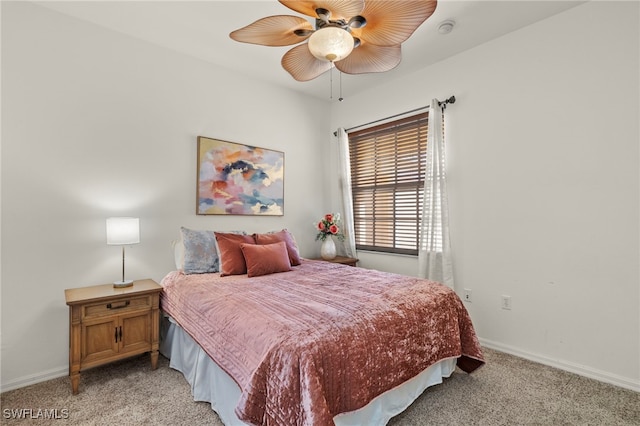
348;112;428;255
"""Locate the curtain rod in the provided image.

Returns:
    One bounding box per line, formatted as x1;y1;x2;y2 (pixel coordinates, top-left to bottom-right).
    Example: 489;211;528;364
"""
334;95;455;136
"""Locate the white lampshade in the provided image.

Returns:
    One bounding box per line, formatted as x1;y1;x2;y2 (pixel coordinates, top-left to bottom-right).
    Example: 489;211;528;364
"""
106;217;140;245
308;27;354;62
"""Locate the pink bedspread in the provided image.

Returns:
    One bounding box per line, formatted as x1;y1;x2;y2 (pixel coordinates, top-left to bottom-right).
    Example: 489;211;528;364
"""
160;260;484;426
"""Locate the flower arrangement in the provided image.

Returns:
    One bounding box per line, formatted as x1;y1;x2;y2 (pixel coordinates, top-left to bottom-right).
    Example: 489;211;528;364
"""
315;213;345;242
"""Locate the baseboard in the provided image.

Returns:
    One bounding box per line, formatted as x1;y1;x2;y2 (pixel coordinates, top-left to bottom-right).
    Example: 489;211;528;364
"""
3;343;639;394
480;338;640;393
1;366;68;393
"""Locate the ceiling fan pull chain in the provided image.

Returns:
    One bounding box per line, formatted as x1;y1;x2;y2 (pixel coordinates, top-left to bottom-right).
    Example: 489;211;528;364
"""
329;64;333;100
339;71;344;102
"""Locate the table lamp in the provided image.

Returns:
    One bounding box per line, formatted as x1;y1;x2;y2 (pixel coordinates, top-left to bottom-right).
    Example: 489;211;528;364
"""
106;217;140;288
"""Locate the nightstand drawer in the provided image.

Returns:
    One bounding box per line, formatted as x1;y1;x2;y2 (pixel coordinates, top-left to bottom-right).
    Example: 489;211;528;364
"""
83;295;151;319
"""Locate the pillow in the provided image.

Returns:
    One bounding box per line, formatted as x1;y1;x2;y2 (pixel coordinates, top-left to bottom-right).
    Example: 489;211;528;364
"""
180;227;220;274
215;232;256;276
172;238;185;271
253;229;302;266
240;241;292;277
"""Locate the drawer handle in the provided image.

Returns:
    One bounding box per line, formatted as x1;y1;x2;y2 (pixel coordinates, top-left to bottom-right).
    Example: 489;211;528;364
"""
107;301;130;310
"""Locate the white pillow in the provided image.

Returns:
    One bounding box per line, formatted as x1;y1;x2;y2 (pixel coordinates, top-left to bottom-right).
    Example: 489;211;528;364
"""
172;238;185;271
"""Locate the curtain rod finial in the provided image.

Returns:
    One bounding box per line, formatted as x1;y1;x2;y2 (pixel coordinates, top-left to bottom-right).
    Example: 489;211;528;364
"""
438;95;456;109
438;96;456;108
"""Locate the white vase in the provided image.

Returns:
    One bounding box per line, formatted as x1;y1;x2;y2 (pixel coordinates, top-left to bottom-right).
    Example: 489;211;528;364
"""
320;237;337;260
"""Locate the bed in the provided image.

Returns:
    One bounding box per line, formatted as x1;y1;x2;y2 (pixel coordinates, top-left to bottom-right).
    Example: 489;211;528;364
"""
159;228;484;426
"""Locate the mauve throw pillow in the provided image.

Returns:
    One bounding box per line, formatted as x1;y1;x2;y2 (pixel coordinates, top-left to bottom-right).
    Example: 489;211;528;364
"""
214;232;256;276
240;241;292;277
253;229;302;266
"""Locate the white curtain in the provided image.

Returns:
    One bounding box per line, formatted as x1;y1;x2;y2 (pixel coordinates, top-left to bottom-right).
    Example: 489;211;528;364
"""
418;99;454;288
336;128;357;258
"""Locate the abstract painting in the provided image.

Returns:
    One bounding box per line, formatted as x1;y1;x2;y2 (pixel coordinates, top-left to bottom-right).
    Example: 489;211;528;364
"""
197;136;284;215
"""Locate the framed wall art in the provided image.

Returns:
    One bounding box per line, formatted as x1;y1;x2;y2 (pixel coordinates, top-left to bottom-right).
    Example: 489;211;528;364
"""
196;136;284;215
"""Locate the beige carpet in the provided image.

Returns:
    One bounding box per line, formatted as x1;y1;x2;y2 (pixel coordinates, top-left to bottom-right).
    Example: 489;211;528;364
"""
1;348;638;425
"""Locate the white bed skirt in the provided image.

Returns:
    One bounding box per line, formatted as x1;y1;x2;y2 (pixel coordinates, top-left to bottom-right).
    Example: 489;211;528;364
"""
160;316;456;426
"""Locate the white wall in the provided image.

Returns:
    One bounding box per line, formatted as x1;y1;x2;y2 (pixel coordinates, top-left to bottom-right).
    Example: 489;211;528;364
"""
1;2;329;390
330;1;639;390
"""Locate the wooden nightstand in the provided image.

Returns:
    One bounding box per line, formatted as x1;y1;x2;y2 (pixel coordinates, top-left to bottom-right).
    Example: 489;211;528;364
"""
313;256;359;267
64;279;162;395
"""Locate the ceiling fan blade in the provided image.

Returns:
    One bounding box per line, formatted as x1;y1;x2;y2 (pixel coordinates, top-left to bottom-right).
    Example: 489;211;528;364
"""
279;0;365;20
351;0;437;47
281;44;333;81
230;16;314;46
335;44;401;74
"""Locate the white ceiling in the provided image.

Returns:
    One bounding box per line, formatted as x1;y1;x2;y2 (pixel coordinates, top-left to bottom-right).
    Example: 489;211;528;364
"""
35;0;585;101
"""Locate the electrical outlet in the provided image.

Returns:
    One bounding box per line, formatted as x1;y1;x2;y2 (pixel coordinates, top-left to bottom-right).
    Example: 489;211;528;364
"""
501;295;512;310
463;289;472;303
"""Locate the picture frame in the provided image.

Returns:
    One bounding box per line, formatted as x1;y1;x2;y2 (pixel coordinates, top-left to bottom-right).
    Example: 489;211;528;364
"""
196;136;284;215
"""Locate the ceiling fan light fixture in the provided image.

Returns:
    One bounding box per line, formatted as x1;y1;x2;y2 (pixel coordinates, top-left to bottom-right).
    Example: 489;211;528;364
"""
308;27;354;62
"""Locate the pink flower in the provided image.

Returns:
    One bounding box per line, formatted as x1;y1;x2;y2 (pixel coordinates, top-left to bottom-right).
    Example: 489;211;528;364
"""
315;213;345;242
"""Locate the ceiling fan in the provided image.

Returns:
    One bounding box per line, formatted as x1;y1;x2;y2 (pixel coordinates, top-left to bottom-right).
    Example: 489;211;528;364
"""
230;1;438;82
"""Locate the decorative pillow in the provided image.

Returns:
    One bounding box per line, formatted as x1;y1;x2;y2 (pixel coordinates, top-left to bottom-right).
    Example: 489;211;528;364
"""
240;241;292;277
180;227;219;274
253;229;302;266
172;238;185;271
214;232;256;276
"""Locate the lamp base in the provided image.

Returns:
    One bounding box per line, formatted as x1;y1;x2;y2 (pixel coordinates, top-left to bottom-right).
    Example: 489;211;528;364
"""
113;280;134;288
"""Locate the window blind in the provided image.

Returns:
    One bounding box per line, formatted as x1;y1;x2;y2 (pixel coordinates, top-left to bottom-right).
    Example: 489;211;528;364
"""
348;112;428;255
